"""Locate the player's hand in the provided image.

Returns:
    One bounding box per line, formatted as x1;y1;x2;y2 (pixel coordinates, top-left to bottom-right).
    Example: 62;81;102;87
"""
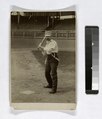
38;45;44;51
38;43;41;48
37;43;42;50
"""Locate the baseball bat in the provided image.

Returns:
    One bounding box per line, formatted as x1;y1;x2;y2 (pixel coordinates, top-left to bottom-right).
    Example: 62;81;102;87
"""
38;36;46;49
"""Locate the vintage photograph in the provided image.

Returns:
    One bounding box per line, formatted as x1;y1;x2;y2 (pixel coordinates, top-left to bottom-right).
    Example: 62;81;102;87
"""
10;11;76;109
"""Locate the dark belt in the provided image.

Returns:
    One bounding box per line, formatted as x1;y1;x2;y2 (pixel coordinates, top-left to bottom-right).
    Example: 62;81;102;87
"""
52;52;58;55
47;53;58;57
47;53;59;61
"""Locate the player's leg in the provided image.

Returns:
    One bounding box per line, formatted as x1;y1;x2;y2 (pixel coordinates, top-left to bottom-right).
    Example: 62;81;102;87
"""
44;60;52;88
50;61;58;93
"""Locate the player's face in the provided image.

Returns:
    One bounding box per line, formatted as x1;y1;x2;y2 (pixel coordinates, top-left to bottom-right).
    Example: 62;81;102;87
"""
46;40;50;44
46;37;51;44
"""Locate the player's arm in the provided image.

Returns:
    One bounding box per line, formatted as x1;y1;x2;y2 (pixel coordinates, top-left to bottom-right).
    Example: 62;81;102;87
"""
38;45;47;56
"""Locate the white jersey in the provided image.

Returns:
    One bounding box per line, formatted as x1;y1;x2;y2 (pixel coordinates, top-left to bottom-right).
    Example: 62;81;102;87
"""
44;39;58;54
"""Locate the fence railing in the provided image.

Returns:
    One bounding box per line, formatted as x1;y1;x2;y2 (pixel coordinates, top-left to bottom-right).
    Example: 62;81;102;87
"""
11;30;75;40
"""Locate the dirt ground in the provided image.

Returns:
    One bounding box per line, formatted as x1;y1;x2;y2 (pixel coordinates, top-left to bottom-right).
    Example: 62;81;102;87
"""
11;49;75;103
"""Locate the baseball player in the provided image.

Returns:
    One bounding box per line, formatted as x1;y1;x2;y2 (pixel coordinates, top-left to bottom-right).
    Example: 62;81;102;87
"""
38;34;59;94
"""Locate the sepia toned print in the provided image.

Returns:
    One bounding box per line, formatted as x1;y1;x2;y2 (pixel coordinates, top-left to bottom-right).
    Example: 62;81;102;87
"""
11;11;76;110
